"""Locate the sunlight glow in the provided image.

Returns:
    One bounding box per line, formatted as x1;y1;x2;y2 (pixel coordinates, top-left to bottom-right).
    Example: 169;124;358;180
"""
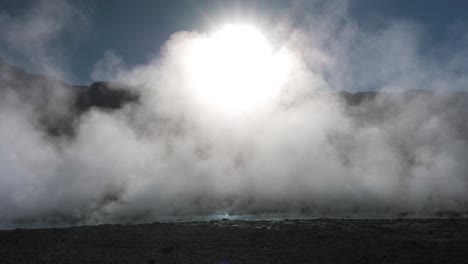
187;24;290;115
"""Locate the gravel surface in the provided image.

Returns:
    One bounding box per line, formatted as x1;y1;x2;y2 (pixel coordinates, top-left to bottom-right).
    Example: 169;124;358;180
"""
1;218;467;263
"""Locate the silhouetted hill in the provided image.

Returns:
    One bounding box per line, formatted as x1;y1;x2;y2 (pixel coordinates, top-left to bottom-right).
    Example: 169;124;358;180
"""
0;59;138;136
75;81;138;112
0;58;138;110
2;58;468;137
338;91;377;105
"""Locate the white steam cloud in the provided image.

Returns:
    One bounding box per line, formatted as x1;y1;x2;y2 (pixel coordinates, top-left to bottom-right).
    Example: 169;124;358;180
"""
0;0;88;79
0;0;468;226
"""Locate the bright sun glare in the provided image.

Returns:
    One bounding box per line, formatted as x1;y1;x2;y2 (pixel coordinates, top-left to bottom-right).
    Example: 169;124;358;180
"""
187;24;290;115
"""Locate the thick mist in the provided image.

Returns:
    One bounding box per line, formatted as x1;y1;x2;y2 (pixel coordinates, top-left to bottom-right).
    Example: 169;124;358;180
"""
1;0;468;226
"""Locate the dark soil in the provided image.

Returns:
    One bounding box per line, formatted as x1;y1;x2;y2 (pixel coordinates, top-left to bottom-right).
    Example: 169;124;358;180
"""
1;219;467;263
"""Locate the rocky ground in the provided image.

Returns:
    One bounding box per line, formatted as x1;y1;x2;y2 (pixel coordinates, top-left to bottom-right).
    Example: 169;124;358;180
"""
0;218;467;263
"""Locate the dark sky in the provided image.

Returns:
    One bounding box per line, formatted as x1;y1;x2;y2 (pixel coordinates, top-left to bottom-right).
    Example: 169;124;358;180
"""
69;0;291;84
1;0;468;84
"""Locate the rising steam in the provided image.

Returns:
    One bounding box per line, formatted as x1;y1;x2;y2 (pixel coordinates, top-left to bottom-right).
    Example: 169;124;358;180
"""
1;0;468;226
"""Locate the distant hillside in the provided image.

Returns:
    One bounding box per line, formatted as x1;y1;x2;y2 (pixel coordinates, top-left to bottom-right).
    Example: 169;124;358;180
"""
1;58;468;137
0;58;138;136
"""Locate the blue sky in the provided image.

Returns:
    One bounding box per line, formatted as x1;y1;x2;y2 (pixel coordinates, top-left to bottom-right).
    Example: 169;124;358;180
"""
1;0;468;85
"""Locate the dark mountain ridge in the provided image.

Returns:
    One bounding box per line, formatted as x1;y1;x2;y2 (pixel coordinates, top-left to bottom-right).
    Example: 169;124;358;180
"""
0;59;138;136
2;58;468;137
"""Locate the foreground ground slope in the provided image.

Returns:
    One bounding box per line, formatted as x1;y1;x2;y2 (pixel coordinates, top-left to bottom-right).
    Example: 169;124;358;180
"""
1;219;467;263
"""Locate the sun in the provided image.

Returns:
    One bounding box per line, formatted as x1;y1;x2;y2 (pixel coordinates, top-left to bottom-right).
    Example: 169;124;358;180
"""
187;24;290;115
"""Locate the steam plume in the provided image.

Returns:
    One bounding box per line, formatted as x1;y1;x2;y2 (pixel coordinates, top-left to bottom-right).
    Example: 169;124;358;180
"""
1;0;468;226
